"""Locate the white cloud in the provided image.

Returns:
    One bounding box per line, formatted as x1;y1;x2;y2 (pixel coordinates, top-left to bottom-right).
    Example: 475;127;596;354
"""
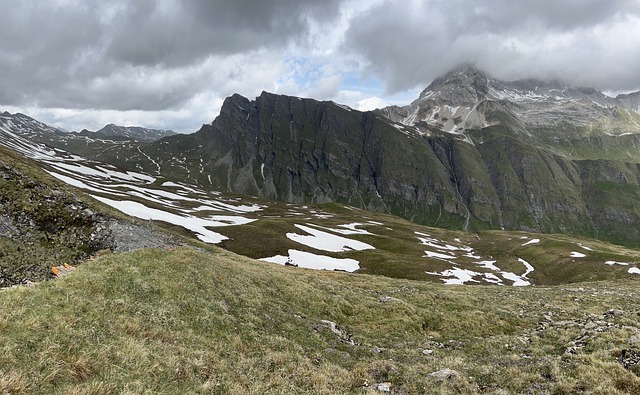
356;97;390;111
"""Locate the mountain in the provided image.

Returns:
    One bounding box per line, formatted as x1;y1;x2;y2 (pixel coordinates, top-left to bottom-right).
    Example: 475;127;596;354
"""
4;67;640;248
378;65;640;135
0;111;66;138
119;83;640;247
0;112;175;145
91;123;177;143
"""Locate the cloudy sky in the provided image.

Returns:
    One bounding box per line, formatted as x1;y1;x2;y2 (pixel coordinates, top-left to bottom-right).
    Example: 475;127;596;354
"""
1;0;640;133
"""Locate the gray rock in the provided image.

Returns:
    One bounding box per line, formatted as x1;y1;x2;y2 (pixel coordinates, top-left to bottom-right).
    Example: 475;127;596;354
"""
375;382;392;393
318;320;358;346
0;215;17;237
101;219;181;252
378;296;399;303
564;346;579;355
618;349;640;369
429;368;458;379
584;322;598;330
604;309;624;317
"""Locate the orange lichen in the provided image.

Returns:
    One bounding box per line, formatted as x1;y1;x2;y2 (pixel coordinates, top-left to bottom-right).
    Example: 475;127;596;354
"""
51;267;60;276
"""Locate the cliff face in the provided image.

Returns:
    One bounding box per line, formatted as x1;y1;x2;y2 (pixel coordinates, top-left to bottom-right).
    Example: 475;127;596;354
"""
192;92;466;227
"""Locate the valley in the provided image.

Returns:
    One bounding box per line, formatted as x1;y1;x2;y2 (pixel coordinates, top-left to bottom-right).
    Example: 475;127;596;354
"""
1;121;640;287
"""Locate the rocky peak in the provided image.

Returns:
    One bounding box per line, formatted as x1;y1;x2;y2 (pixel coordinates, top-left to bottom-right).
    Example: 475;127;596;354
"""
617;90;640;113
383;65;640;136
218;93;253;122
417;64;491;106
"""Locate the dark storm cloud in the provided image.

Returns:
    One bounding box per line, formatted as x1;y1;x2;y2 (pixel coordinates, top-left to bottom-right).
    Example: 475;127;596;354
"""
345;0;640;92
105;0;341;67
0;0;341;111
0;3;103;104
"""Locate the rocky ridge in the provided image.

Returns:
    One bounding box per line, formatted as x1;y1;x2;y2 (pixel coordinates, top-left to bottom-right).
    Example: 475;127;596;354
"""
378;65;640;136
90;123;177;143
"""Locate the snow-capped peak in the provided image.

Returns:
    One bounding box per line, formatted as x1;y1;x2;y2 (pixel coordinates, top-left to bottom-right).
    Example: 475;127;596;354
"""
381;65;640;136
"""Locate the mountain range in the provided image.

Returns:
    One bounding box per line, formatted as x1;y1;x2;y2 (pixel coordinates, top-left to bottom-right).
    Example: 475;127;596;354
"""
77;123;177;143
3;112;640;289
3;65;640;249
0;111;175;144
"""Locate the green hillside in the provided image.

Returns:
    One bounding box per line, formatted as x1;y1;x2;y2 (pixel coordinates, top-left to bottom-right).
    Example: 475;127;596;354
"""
2;245;640;394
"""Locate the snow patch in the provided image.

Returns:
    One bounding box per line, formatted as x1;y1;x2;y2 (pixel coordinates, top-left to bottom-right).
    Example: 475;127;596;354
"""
501;272;531;287
605;260;630;266
91;196;255;244
423;250;457;260
426;268;481;285
518;258;535;278
475;260;500;271
286;224;374;252
260;249;360;272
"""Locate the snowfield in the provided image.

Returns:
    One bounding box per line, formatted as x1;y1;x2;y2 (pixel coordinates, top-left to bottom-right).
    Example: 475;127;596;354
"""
286;224;375;252
260;249;360;272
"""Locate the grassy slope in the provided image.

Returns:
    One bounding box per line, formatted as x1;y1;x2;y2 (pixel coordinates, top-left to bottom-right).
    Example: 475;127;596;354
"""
218;201;640;285
2;245;640;394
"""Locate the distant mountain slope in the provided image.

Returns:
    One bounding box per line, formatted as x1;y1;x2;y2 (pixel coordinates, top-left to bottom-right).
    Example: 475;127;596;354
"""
618;91;640;114
0;111;176;144
92;123;177;143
